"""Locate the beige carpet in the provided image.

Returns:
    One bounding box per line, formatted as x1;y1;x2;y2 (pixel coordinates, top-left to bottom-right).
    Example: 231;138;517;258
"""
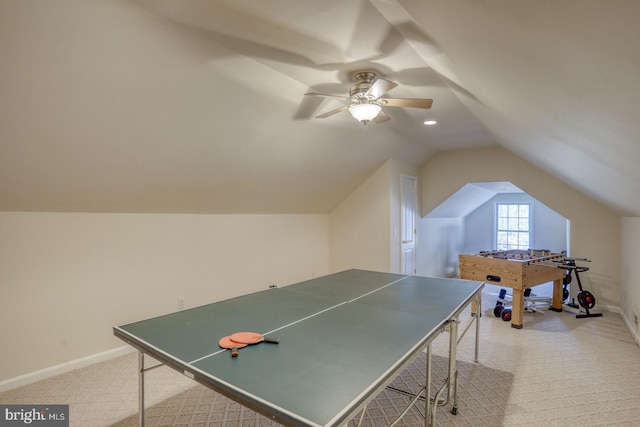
2;289;640;426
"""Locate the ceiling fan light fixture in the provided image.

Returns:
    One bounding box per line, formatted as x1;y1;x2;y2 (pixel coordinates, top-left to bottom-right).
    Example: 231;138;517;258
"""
349;103;381;124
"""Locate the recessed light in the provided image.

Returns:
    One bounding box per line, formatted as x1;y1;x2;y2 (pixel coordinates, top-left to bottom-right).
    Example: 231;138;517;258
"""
423;120;437;126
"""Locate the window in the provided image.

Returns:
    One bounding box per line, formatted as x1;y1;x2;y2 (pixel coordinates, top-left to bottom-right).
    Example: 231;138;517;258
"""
496;203;530;250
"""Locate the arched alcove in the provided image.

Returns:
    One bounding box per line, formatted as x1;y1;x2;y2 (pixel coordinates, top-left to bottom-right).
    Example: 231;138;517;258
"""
417;181;569;297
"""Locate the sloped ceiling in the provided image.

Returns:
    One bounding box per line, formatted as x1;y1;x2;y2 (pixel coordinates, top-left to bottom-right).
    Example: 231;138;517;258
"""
427;182;523;219
0;1;638;215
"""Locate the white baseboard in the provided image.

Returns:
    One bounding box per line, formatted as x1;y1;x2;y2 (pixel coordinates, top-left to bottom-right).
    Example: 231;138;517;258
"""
601;304;621;314
621;312;640;347
0;346;135;393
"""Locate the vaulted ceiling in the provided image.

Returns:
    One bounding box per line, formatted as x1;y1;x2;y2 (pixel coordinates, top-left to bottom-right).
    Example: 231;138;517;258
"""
1;1;638;215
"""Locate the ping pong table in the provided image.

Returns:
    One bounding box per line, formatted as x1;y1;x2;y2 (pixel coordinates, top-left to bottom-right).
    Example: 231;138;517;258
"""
113;269;483;426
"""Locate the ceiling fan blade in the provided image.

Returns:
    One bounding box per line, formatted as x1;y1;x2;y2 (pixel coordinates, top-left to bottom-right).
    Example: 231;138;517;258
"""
382;98;433;109
316;105;350;119
373;110;390;124
305;92;350;101
365;78;398;99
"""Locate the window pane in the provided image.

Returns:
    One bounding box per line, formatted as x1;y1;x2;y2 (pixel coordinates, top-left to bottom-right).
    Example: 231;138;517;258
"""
496;203;531;251
519;218;529;231
497;231;508;245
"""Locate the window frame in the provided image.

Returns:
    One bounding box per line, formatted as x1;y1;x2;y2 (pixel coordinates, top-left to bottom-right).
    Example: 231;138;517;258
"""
494;202;533;251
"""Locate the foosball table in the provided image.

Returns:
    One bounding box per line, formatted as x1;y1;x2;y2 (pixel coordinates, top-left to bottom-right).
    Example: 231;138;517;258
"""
458;249;566;328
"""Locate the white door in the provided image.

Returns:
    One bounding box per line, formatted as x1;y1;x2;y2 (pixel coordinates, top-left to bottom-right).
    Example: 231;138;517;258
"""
401;175;417;275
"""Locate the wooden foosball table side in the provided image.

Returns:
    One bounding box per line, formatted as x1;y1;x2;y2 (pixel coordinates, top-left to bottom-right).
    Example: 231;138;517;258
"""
458;253;566;328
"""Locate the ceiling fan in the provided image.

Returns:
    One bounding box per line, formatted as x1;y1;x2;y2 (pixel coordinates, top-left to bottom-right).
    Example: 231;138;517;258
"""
305;71;433;125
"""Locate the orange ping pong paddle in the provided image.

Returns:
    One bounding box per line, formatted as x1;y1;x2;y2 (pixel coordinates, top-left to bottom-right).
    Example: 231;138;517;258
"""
218;336;247;357
229;332;279;346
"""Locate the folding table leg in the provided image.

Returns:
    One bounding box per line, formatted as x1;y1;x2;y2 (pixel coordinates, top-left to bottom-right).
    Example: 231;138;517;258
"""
475;292;481;363
425;343;432;427
138;351;145;427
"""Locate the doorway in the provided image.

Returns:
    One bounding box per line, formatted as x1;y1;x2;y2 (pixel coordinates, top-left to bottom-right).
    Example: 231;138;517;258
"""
401;175;417;275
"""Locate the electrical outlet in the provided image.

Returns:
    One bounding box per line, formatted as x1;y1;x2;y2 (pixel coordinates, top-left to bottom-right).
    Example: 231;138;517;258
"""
178;297;185;310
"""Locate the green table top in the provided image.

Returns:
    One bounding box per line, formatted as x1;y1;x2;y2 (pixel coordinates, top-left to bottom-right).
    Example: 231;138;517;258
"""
114;269;483;426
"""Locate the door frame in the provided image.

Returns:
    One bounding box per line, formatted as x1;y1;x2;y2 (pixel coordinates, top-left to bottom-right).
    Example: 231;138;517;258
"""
400;174;417;275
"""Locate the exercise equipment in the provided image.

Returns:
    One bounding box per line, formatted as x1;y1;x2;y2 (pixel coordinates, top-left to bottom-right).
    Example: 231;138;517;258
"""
562;270;571;302
493;288;515;321
560;258;602;319
499;307;512;322
493;288;551;322
493;288;512;322
493;288;508;317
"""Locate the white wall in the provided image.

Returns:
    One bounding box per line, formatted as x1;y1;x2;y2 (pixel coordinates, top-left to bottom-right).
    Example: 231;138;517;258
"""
329;161;392;273
421;147;621;310
417;217;464;278
418;191;567;280
1;157;419;386
329;159;420;275
463;193;567;254
0;212;329;382
621;217;640;344
3;149;632;386
464;200;492;255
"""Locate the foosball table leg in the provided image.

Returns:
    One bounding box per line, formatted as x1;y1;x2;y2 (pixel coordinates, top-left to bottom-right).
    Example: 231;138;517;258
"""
550;278;564;312
510;288;524;329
